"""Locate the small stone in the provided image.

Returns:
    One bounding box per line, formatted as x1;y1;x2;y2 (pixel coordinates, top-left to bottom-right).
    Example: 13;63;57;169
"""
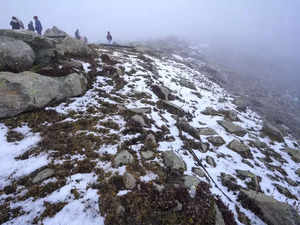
173;200;183;212
130;115;147;127
227;140;253;159
192;167;206;177
183;175;200;189
144;134;157;150
162;150;186;171
32;168;55;184
207;136;226;146
198;127;217;136
206;156;216;167
123;172;136;189
236;170;256;179
113;151;134;167
141;151;155;160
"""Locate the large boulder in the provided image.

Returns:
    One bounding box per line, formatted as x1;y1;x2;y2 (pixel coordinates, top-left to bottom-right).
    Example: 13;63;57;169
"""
151;85;175;100
157;100;186;117
238;189;300;225
0;71;87;118
262;122;284;142
0;36;35;72
56;36;94;57
218;120;247;137
176;118;200;140
227;140;253;159
162;150;186;171
0;29;54;50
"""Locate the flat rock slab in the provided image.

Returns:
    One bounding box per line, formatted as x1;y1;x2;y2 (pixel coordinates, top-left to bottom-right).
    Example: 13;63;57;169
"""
218;120;247;137
207;136;225;146
157;100;186;117
198;127;217;136
32;168;55;184
239;189;300;225
227;140;253;159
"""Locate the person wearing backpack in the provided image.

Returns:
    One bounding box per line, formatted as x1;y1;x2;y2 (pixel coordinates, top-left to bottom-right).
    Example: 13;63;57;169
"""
33;16;43;35
10;17;20;30
28;21;35;31
16;18;24;29
75;29;81;40
106;31;112;44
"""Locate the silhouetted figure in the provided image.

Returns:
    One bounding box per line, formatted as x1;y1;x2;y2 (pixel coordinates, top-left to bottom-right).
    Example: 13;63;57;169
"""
28;21;35;31
75;29;81;40
16;18;24;29
106;31;112;44
10;17;20;30
33;16;43;35
83;36;88;44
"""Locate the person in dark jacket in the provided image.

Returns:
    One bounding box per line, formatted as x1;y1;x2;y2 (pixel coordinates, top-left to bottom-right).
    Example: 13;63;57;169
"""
75;29;81;40
10;17;20;30
28;21;35;31
33;16;43;35
106;31;112;44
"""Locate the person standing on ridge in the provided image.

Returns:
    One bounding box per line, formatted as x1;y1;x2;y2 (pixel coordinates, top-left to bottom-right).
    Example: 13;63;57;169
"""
10;17;20;30
16;17;24;29
33;16;43;35
106;31;112;44
28;21;34;31
75;29;81;40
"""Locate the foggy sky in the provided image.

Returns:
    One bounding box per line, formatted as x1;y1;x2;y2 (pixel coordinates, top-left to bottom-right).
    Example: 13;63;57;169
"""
1;1;299;81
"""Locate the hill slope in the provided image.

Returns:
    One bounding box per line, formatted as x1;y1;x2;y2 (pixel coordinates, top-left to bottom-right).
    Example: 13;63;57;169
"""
0;44;299;225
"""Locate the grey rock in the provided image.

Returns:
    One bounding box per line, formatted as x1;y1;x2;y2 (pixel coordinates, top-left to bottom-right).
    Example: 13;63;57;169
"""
162;150;186;171
56;36;94;57
113;151;134;167
285;178;298;187
234;97;247;112
262;122;284;142
215;204;226;225
236;170;256;179
239;189;300;225
227;140;253;159
207;136;226;146
32;168;55;184
206;156;216;167
151;85;175;100
221;173;240;191
201;107;220;116
192;167;206;177
183;175;200;189
123;172;136;189
296;168;300;177
176;118;200;140
199;142;210;153
173;200;183;212
0;36;35;72
130;114;147;127
0;29;55;49
284;147;300;163
141;151;155;160
0;71;87;118
274;184;297;199
144;133;157;150
219;109;240;121
198;127;217;136
178;77;197;90
44;26;68;39
157;100;186;117
218;120;247;137
127;107;151;114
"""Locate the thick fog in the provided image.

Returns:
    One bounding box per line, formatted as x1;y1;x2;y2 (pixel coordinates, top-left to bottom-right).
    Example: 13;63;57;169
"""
1;0;300;86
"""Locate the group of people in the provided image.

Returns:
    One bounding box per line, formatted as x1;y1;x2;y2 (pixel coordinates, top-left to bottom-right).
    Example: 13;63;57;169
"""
10;16;113;45
10;16;43;35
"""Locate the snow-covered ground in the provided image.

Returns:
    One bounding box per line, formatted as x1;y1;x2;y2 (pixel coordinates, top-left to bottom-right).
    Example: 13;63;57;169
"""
0;45;299;225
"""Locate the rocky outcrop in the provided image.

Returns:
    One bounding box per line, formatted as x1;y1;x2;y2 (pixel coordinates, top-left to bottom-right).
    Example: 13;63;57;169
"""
238;189;300;225
218;120;247;137
44;26;68;39
162;150;186;171
0;36;35;72
56;36;94;57
262;122;284;142
0;71;87;118
0;29;55;50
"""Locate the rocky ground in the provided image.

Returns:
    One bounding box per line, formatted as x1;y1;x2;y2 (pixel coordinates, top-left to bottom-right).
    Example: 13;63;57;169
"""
0;34;300;225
